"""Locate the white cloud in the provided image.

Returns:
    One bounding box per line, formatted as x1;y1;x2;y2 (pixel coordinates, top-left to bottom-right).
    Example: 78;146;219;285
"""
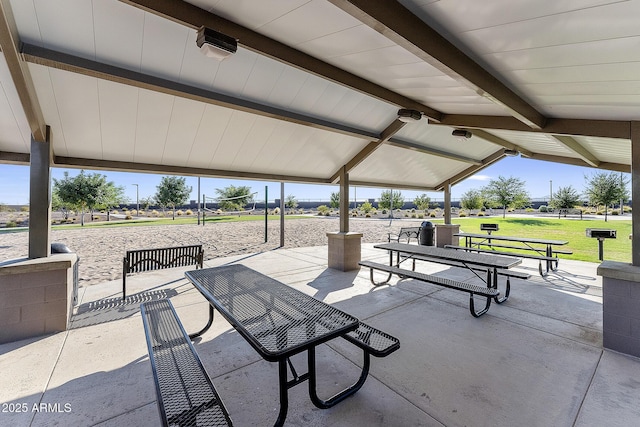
468;174;490;181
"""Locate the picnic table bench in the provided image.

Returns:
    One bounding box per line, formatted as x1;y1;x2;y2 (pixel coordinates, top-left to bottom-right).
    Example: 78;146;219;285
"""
360;260;500;317
451;233;572;277
140;299;233;426
185;264;400;426
122;245;204;300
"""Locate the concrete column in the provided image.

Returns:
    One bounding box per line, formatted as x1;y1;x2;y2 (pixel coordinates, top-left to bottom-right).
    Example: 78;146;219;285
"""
632;122;640;266
443;181;452;224
28;126;51;259
327;166;362;271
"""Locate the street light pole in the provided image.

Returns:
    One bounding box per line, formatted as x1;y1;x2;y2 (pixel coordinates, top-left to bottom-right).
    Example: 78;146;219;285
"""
132;184;139;216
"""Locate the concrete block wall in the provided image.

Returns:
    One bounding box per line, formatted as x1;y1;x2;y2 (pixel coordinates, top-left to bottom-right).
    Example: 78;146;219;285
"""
0;254;77;344
598;261;640;358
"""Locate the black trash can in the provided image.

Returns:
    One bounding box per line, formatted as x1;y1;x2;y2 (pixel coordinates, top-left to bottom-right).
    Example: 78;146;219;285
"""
419;221;435;246
51;243;79;305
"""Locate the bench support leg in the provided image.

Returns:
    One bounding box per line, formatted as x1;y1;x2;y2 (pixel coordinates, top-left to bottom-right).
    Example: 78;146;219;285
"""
469;294;492;317
308;346;370;409
189;305;215;339
368;268;392;286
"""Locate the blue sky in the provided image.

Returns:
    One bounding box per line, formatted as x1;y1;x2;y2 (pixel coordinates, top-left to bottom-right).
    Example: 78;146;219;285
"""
0;157;627;206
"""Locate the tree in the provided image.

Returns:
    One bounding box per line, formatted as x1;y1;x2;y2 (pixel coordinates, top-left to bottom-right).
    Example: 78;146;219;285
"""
155;176;192;219
549;186;581;211
214;185;252;212
584;172;629;221
140;196;155;211
483;176;530;218
413;194;431;212
285;194;298;213
379;190;404;210
460;189;484;212
52;170;124;225
330;191;340;209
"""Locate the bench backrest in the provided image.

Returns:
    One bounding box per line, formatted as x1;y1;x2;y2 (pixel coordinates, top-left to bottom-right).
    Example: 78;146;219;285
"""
124;245;203;274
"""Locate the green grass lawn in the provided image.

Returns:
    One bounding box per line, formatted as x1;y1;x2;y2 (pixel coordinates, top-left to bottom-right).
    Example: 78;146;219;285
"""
447;217;632;264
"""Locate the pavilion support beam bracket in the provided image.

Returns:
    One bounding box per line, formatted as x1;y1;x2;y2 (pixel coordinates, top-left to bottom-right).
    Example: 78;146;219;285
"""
0;0;47;142
328;0;545;129
435;149;505;190
330;119;406;183
552;135;600;168
470;129;533;158
118;0;442;121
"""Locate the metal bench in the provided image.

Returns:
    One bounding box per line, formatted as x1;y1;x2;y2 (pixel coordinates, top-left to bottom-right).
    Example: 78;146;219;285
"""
388;226;421;243
123;245;204;300
359;260;500;317
140;299;233;427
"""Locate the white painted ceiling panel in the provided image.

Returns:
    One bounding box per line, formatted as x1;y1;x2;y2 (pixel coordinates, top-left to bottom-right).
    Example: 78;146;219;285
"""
48;68;102;159
489;130;577;157
352;144;469;188
139;13;190;81
297;24;394;59
0;56;30;153
188;0;311;30
27;64;68;156
576;136;631;166
161;98;207;166
208;111;258;168
25;0;95;56
241;56;286;100
97;80;137;162
188;104;234;168
132;90;174;165
258;0;358;46
93;0;145;69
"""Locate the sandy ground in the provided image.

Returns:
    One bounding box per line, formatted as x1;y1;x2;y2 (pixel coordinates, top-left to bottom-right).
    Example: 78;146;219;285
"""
0;217;423;287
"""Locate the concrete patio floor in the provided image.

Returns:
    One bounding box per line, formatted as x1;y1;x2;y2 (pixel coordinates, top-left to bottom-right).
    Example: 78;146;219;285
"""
2;243;640;426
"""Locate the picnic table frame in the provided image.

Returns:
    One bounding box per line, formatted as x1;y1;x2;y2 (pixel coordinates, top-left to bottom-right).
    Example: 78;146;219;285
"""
373;242;521;304
184;264;381;426
453;232;569;276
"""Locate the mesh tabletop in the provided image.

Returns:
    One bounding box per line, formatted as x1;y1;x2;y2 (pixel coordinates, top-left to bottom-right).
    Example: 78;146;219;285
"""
186;265;359;361
374;242;521;269
453;233;568;245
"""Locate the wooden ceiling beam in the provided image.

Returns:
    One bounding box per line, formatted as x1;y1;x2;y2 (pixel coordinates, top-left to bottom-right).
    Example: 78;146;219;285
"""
328;0;546;129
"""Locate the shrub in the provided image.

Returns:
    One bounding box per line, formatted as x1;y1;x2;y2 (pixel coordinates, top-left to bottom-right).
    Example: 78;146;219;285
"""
381;209;387;215
324;212;330;216
429;212;436;217
418;214;424;219
111;210;119;215
612;209;620;215
539;205;548;212
273;207;280;215
360;201;373;213
411;213;417;218
317;205;330;215
459;211;467;217
185;209;193;215
151;210;160;217
176;210;184;216
365;213;371;218
125;215;133;220
20;206;29;212
525;208;534;212
478;212;485;216
5;220;17;228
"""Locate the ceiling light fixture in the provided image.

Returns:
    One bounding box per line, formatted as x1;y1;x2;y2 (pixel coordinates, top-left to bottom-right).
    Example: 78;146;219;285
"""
452;129;472;140
196;26;237;61
503;148;520;157
397;109;422;122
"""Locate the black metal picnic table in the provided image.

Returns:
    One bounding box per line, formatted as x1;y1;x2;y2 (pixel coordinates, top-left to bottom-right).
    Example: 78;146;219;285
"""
184;264;367;427
453;232;570;276
373;242;521;303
